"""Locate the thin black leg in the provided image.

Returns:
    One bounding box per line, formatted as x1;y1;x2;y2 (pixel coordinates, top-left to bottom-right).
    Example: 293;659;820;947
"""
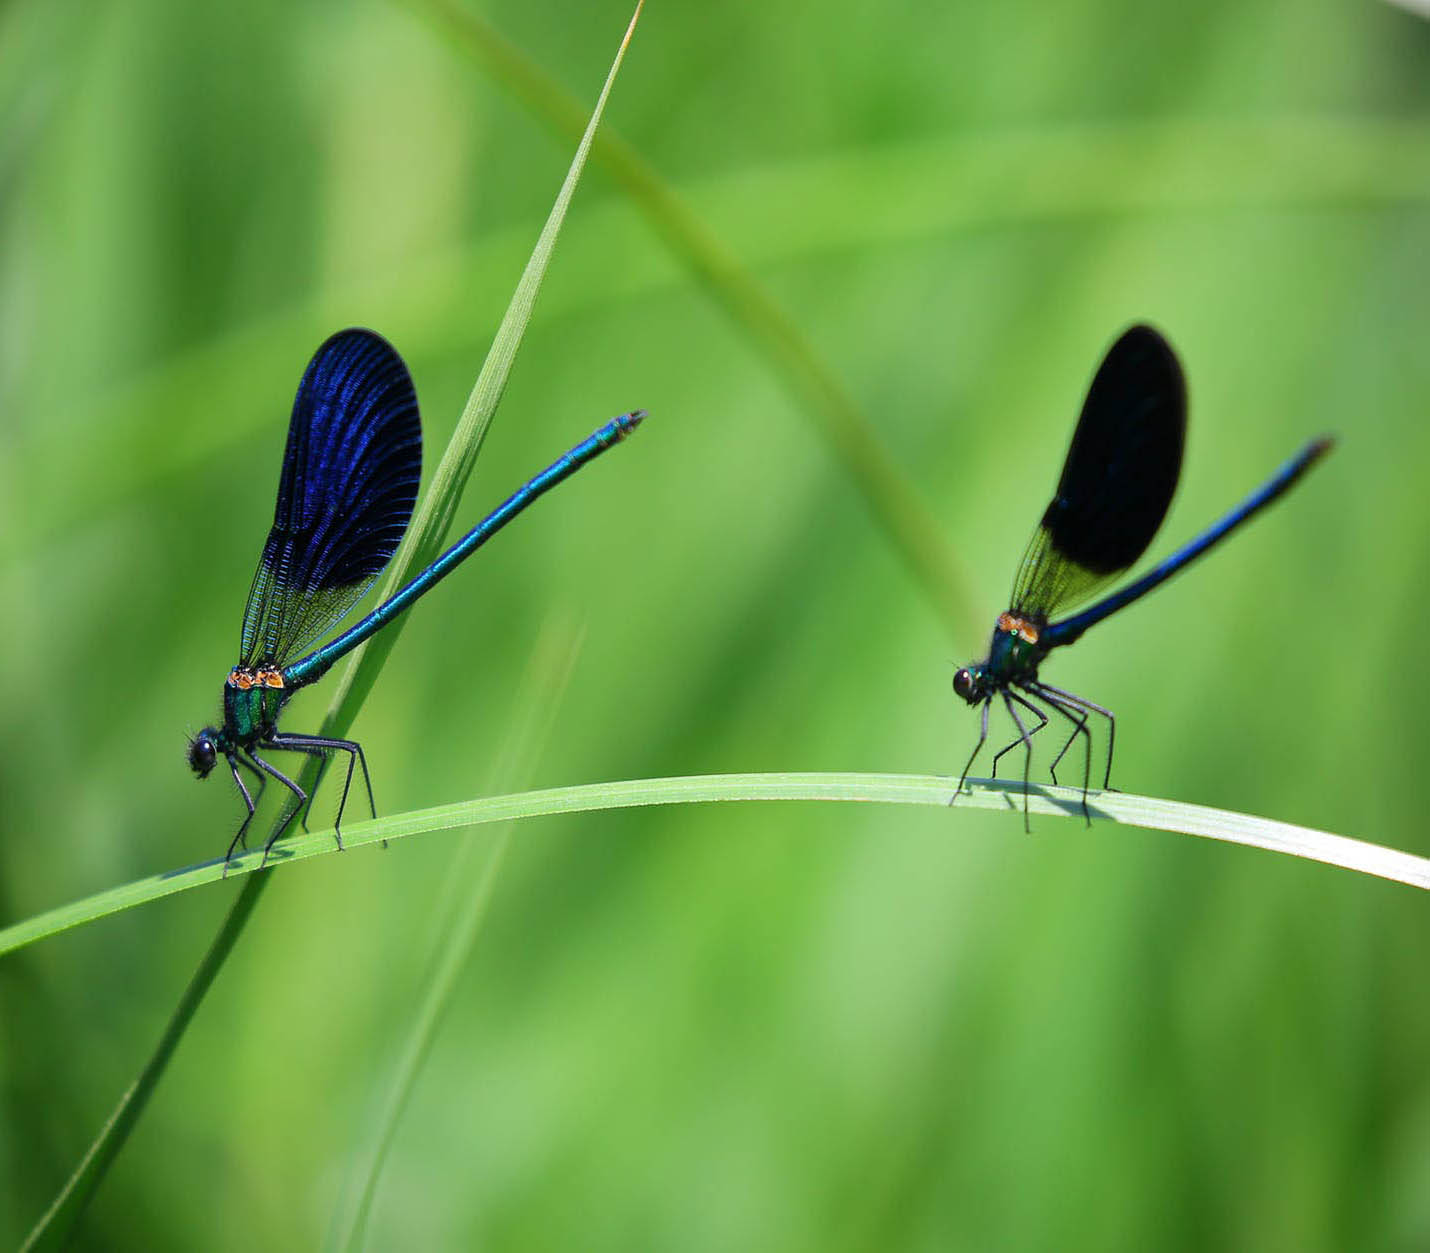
237;756;269;817
224;754;259;868
1027;683;1092;824
258;739;328;832
1001;690;1043;833
952;698;991;806
245;751;310;863
1042;695;1088;788
991;692;1048;779
1033;681;1116;790
269;732;376;850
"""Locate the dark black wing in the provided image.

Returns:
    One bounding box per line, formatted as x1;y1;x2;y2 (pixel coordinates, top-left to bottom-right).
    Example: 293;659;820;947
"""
238;329;422;667
1010;324;1185;620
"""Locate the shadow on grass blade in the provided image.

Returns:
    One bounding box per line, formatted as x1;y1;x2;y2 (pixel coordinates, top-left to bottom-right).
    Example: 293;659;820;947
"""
952;324;1333;826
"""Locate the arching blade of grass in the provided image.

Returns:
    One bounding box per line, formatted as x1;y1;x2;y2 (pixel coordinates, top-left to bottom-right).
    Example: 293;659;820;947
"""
17;9;644;1250
3;775;1424;968
327;615;585;1252
407;0;982;645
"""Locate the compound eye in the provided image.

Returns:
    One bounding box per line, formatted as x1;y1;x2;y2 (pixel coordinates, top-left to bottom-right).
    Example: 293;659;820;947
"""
953;669;975;701
188;733;218;778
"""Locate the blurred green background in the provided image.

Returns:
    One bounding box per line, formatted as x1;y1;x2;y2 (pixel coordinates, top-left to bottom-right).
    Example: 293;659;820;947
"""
3;0;1429;1247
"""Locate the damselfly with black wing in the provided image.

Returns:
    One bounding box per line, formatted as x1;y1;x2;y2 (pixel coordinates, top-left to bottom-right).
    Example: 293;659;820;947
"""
951;324;1332;825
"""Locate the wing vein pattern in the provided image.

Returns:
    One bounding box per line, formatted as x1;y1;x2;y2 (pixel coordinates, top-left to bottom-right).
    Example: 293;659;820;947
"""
238;329;422;668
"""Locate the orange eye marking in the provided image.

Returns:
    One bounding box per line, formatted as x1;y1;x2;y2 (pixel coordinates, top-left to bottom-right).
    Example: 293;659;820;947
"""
227;667;285;690
996;612;1040;643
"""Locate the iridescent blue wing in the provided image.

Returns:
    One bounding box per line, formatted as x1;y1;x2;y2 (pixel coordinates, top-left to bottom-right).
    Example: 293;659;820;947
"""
1010;324;1185;620
238;329;422;667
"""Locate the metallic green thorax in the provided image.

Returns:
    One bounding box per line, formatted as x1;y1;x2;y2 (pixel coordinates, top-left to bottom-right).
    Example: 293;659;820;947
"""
986;614;1047;682
217;681;289;751
954;611;1051;705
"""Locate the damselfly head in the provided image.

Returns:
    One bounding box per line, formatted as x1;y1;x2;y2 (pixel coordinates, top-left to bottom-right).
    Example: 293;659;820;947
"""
188;730;219;779
953;666;986;706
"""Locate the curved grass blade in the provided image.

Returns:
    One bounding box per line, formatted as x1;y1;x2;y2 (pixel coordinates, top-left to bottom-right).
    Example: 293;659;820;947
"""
4;775;1425;967
18;877;268;1252
17;10;645;1249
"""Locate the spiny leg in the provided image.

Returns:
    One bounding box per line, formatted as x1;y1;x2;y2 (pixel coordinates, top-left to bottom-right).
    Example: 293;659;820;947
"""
223;753;261;867
258;739;328;833
270;732;375;850
1034;681;1116;789
952;698;991;806
990;692;1048;779
1026;683;1092;824
245;750;310;863
300;740;352;828
239;757;269;818
1001;690;1044;832
1032;686;1091;816
1040;695;1089;788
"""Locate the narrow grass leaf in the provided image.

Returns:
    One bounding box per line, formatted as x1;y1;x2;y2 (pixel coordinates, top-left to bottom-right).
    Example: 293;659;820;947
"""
17;10;643;1247
325;0;644;726
5;776;1424;969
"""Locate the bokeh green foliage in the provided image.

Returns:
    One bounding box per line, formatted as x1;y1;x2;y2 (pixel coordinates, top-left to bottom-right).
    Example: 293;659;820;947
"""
2;0;1429;1248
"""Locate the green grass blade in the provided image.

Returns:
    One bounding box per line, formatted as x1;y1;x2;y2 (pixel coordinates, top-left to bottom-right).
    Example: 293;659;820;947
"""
325;0;644;726
4;775;1424;967
17;10;644;1246
328;615;585;1252
19;876;269;1252
408;0;981;644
